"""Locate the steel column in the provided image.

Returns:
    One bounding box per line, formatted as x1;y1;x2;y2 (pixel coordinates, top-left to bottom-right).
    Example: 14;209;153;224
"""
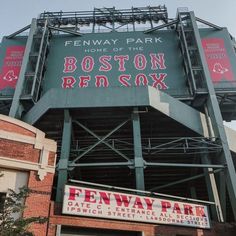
9;19;37;118
56;110;72;202
201;155;224;222
219;171;226;220
189;11;236;220
132;108;145;190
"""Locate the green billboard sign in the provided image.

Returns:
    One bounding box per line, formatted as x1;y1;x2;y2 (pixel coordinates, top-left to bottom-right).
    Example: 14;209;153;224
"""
42;31;189;96
0;29;236;98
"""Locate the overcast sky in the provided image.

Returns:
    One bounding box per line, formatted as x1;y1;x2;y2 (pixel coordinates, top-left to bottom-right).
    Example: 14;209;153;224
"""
0;0;236;127
0;0;235;38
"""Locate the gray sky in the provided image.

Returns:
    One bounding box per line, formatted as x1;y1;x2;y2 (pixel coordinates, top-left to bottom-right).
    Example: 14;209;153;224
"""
0;0;236;128
0;0;235;38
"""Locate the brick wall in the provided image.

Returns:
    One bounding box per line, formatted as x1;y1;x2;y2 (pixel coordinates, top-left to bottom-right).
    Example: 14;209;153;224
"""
48;201;236;236
0;114;56;236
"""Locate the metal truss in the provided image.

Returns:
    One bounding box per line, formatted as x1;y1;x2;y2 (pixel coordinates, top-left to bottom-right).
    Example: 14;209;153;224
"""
67;118;222;170
38;6;168;33
70;119;132;166
69;136;221;158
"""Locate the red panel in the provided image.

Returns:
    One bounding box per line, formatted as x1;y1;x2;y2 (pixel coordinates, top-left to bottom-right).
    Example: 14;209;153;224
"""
0;46;25;90
202;38;235;83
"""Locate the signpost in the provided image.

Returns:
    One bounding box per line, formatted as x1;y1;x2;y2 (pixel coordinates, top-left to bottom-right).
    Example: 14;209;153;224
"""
62;185;210;229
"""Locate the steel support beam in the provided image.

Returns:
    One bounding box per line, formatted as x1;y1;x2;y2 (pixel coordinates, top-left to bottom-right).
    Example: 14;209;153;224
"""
201;154;224;222
219;170;226;220
189;11;236;220
195;17;222;30
149;168;222;191
144;19;179;33
132;108;145;190
6;24;31;39
69;161;133;168
56;110;72;203
9;19;37;118
71;119;130;164
48;25;83;36
145;162;224;168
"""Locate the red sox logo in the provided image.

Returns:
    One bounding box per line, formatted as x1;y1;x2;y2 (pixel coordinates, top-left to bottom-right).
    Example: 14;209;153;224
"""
213;63;228;74
3;70;18;81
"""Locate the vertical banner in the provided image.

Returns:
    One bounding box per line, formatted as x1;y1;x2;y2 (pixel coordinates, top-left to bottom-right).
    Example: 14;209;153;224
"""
0;46;25;91
202;38;235;84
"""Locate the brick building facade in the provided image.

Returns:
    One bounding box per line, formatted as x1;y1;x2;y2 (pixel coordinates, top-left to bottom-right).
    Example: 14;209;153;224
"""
0;114;56;236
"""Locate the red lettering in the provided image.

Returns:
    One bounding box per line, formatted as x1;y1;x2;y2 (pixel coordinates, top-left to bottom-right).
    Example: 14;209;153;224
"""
150;53;166;69
95;75;109;87
132;197;144;209
184;204;194;215
114;55;129;71
119;74;131;87
195;206;206;217
68;187;82;200
149;73;168;89
135;73;148;86
79;76;91;87
63;56;77;73
134;54;147;70
161;201;171;212
99;55;112;71
84;190;97;203
144;198;155;210
114;193;132;207
99;191;111;205
81;56;94;72
172;203;182;214
62;76;76;88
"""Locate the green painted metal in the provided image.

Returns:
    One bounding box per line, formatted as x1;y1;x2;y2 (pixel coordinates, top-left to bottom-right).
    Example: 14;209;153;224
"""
41;31;188;97
48;25;83;36
145;162;224;168
144;19;179;33
201;106;223;221
9;19;37;118
149;168;222;191
148;87;210;137
69;162;133;167
56;109;72;203
22;86;207;139
22;87;150;124
6;24;31;39
201;154;223;222
71;119;131;164
132;108;145;190
219;170;226;220
189;11;236;220
31;20;51;103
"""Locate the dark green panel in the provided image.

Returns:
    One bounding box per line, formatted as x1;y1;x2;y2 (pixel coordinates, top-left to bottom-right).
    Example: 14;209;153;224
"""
42;31;188;96
0;36;27;97
200;28;236;91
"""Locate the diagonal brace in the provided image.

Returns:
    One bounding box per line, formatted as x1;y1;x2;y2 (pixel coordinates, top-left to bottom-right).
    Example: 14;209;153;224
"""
72;119;131;163
150;168;222;191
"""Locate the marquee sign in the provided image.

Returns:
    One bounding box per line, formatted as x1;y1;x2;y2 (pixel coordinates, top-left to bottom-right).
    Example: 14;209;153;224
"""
62;185;210;229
